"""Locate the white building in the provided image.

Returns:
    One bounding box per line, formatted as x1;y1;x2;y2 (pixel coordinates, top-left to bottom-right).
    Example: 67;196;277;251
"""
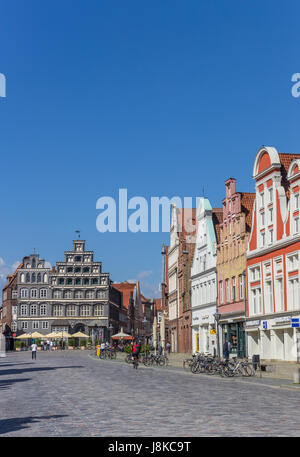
191;198;222;355
246;147;300;361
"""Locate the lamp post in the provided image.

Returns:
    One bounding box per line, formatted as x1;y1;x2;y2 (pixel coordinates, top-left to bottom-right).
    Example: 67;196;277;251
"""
142;316;148;356
214;312;221;358
108;323;113;346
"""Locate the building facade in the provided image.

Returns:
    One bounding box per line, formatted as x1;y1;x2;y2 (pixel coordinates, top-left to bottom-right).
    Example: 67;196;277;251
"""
191;198;222;355
15;241;122;341
217;178;255;358
1;262;23;349
246;147;300;361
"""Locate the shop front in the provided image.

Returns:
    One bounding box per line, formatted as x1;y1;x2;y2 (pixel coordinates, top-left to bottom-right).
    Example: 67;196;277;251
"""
220;319;246;358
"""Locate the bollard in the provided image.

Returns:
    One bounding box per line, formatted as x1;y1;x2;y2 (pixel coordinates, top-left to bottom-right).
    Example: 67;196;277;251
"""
293;368;300;384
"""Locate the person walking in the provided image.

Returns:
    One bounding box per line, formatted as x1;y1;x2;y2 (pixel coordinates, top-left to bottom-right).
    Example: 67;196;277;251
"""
223;338;231;363
31;342;37;360
166;341;171;355
50;341;53;351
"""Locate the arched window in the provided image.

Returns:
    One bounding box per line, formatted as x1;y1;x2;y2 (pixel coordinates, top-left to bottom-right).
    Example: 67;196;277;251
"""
37;273;41;283
20;273;25;283
43;273;48;283
32;258;36;268
26;273;30;283
20;288;28;298
32;273;36;283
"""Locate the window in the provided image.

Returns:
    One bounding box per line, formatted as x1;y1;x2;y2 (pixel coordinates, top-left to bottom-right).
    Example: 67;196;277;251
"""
42;321;49;329
53;290;62;299
295;193;299;210
67;278;73;285
288;278;299;311
86;291;94;299
275;278;284;311
40;289;47;298
64;290;72;299
20;304;28;316
67;267;73;273
20;273;25;283
269;188;273;203
252;288;262;315
31;289;38;298
288;253;299;271
75;290;83;299
226;279;230;303
239;275;244;300
26;273;30;283
269;208;273;223
80;305;90;316
261;212;265;226
97;290;107;299
20;288;28;298
37;273;41;283
66;305;77;316
32;273;36;282
83;278;90;285
43;273;48;283
40;304;47;315
53;305;64;317
295;217;299;234
100;277;107;285
264;281;273;314
232;277;236;302
83;267;90;273
75;256;82;262
75;267;81;273
94;305;104;316
92;278;99;285
269;229;273;244
75;278;81;285
261;232;265;247
21;321;28;329
32;321;39;329
260;193;264;207
58;278;65;285
30;304;38;316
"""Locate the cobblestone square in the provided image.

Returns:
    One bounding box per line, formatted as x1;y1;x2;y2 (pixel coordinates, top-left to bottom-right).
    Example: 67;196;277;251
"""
0;351;300;437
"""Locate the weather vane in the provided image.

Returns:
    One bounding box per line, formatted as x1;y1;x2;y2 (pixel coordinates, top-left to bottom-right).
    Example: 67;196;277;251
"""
75;230;81;239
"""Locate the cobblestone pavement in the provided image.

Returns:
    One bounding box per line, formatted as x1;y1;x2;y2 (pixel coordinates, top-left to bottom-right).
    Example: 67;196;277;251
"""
0;351;300;437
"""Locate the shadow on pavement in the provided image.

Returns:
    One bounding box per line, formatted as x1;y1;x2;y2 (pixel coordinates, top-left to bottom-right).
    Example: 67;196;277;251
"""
0;378;31;390
0;366;84;376
0;415;68;435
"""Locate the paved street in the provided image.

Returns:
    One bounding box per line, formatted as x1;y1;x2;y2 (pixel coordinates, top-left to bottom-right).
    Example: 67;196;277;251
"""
0;350;300;437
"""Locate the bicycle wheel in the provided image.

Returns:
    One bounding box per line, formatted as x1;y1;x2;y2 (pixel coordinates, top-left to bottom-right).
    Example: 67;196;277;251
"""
243;363;255;377
125;354;130;363
191;363;199;374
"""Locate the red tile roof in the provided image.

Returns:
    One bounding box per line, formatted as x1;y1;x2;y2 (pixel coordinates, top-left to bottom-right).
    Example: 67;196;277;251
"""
112;282;136;310
240;192;256;231
212;208;223;244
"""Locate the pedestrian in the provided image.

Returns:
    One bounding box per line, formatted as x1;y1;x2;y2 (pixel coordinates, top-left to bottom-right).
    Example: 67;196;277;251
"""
31;342;37;360
46;340;50;351
166;341;171;354
223;338;231;363
50;341;53;351
131;340;141;369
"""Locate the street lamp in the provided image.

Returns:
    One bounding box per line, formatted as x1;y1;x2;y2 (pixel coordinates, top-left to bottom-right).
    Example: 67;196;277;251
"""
214;312;221;358
108;323;113;346
142;317;148;356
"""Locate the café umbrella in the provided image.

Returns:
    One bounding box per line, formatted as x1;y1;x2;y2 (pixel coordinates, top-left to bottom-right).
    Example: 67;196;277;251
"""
111;328;133;340
71;331;89;338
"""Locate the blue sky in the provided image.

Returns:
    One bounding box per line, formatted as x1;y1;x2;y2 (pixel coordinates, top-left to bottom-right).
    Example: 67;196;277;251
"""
0;0;300;297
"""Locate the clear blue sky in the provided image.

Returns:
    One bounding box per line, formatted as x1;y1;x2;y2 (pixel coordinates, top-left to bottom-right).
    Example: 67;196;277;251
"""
0;0;299;297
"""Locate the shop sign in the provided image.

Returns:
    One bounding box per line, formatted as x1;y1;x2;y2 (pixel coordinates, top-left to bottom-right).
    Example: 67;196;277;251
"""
210;329;216;335
245;320;261;327
274;316;291;325
262;321;267;330
292;318;300;328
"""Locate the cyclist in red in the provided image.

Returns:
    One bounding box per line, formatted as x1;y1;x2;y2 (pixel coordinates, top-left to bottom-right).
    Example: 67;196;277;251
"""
131;340;141;369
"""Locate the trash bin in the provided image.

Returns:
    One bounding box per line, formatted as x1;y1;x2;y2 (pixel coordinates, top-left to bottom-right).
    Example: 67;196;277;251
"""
252;354;260;371
96;345;101;357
